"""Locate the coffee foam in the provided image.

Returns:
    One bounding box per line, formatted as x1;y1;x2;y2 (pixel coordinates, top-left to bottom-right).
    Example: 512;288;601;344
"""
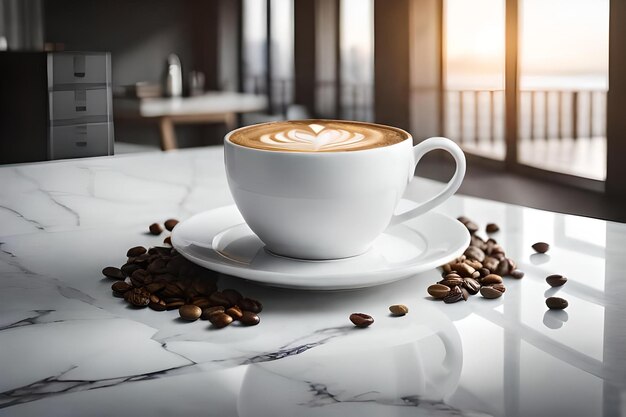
229;120;408;152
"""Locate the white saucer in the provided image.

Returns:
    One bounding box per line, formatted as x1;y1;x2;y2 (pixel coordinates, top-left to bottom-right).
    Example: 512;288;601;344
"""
171;203;470;290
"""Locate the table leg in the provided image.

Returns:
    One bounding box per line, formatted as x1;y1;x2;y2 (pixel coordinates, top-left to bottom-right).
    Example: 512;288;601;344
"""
224;113;237;132
159;117;178;151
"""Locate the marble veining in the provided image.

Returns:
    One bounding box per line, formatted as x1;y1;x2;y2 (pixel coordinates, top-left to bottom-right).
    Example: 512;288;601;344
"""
1;147;625;417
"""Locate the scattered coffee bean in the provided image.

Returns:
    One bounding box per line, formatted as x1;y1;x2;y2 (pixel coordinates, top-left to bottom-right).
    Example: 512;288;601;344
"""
532;242;550;253
463;277;481;295
465;222;479;235
350;313;374;328
479;267;491;277
480;286;504;299
120;262;141;277
439;276;464;287
164;219;179;231
486;223;500;233
149;300;167;311
222;289;243;305
546;274;567;287
443;286;464;303
111;281;131;294
389;304;409;316
457;216;471;225
165;300;185;310
179;304;202;321
201;306;225;320
102;266;125;280
427;284;451;299
209;312;234;328
126;246;147;257
226;305;244;320
124;288;150;307
149;223;163;235
491;283;506;293
546;297;568;309
450;262;475;278
163;236;172;246
495;259;511;276
145;282;165;293
481;274;503;285
239;298;263;313
510;269;525;279
240;311;261;326
209;291;231;307
191;297;211;309
464;246;485;262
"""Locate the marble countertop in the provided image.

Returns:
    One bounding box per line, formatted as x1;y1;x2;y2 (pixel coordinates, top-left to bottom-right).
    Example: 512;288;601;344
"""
1;147;624;417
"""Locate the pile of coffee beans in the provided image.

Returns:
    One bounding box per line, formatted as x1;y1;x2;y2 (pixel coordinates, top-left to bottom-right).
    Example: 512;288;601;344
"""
102;227;262;328
427;218;523;303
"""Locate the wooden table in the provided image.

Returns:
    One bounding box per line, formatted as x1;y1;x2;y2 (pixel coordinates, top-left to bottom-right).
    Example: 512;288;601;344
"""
114;92;267;150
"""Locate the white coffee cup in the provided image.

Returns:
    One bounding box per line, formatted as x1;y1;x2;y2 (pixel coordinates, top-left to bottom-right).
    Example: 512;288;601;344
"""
224;120;465;260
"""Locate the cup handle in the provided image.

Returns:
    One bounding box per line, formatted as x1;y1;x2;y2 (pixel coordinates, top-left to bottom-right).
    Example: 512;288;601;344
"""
389;137;466;227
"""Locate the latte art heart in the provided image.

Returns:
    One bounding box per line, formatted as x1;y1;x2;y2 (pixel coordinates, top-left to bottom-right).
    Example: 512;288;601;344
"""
229;120;408;152
261;128;366;151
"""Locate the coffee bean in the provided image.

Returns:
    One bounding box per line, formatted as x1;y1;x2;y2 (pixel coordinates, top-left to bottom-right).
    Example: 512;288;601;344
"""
165;300;185;310
491;283;506;293
481;274;503;285
149;223;163;235
438;276;464;287
463;277;481;295
102;266;125;280
120;262;141;277
161;283;184;299
471;235;488;251
130;269;151;287
163;236;172;246
464;246;485;262
495;259;510;276
191;297;211;309
532;242;550;253
465;222;479;234
479;267;491;277
111;281;131;294
209;312;233;328
209;291;231;307
457;216;471;225
427;284;451;299
149;300;167;311
480;286;504;299
147;258;168;274
124;288;150;307
179;304;202;321
145;282;165;293
164;219;179;231
238;298;263;313
460;286;470;301
222;289;243;305
486;223;500;233
389;304;409;316
226;305;244;320
201;306;225;320
546;274;567;287
126;246;147;257
510;269;525;279
442;264;452;273
443;286;464;303
449;262;475;278
482;257;499;272
349;313;374;328
240;311;260;326
546;297;568;309
465;259;483;270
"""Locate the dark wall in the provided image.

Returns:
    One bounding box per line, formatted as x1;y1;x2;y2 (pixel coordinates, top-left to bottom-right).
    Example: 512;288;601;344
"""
44;0;225;148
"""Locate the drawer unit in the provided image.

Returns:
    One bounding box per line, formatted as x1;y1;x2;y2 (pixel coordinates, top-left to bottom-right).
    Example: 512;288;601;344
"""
50;88;109;121
48;53;109;86
0;51;113;164
50;123;113;160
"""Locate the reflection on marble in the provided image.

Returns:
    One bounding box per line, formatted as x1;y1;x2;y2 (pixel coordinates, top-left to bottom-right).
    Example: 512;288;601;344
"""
1;147;625;417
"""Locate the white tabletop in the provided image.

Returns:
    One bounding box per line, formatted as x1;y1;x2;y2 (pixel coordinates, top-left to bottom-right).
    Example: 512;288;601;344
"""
114;91;268;118
0;147;624;417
